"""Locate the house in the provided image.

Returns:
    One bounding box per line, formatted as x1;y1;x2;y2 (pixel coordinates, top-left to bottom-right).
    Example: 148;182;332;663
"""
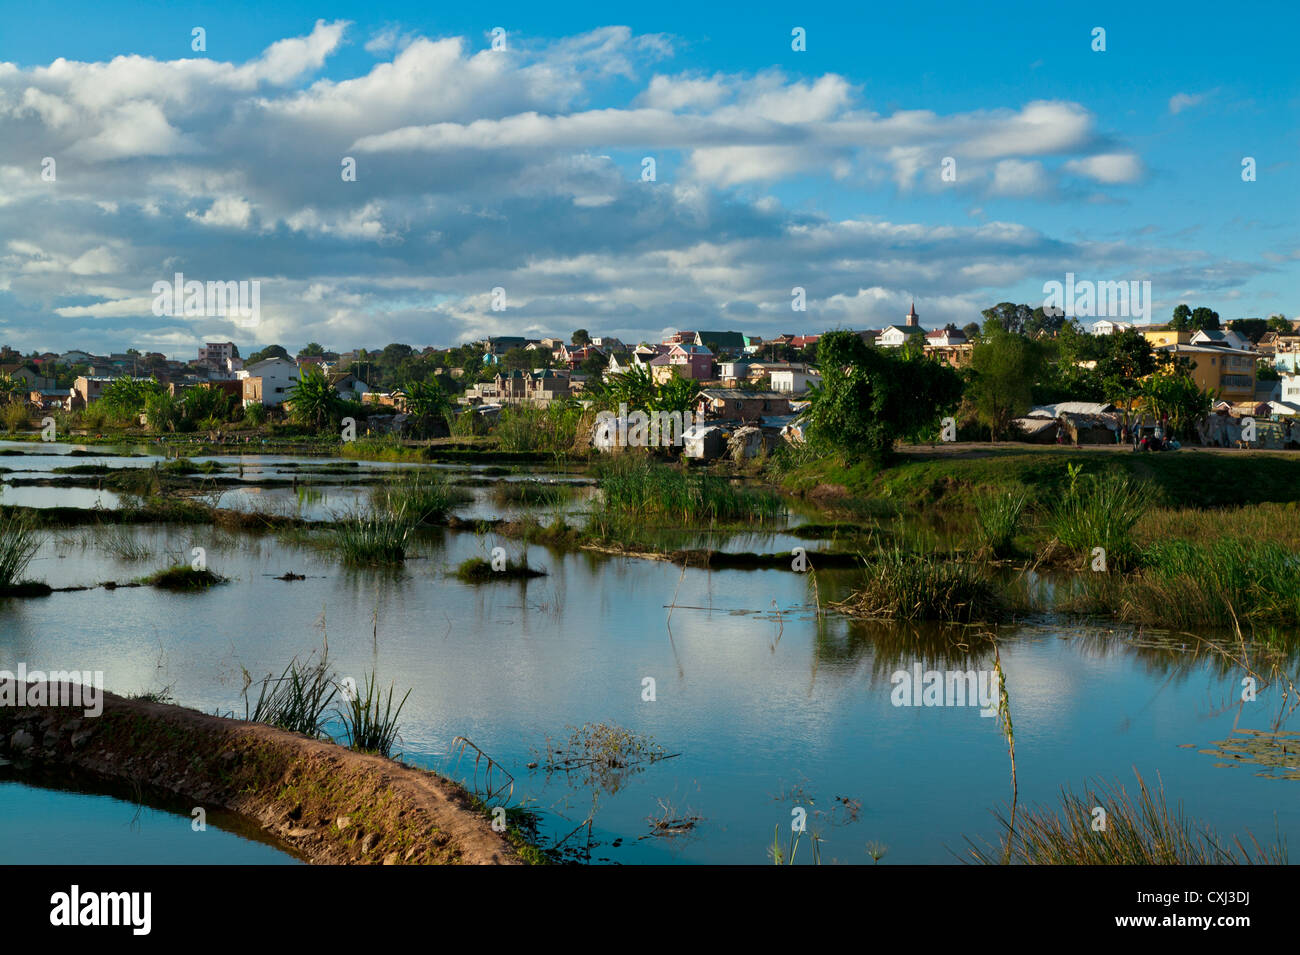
463;369;573;407
649;344;713;383
769;368;821;395
877;302;926;348
197;342;239;373
59;350;95;365
1158;344;1256;402
28;389;67;411
697;389;792;423
692;331;747;355
238;357;299;407
363;390;410;413
1142;326;1192;349
662;331;697;346
0;365;56;390
717;359;754;386
1091;320;1134;335
925;324;967;348
329;372;371;402
1281;373;1300;407
1190;328;1252;351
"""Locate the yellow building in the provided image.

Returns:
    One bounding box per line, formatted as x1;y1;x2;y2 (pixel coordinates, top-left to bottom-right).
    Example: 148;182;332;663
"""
1157;344;1256;402
1142;327;1192;348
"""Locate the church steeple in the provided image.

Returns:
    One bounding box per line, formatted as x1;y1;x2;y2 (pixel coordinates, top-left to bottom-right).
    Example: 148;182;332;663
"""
905;301;918;327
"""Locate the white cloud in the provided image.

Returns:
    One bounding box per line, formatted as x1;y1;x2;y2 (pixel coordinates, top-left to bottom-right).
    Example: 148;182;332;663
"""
1063;153;1144;184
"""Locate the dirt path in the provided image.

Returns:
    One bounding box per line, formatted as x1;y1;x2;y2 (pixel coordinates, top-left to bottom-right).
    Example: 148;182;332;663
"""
0;684;521;865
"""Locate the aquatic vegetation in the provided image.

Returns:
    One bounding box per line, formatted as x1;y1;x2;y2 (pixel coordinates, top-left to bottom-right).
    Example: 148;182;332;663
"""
834;548;1001;622
489;480;577;507
141;565;226;590
93;525;153;561
243;653;338;739
371;470;469;524
332;507;413;564
338;671;410;757
966;772;1287;864
455;554;546;582
0;512;43;588
494;403;589;454
598;457;786;523
1048;471;1146;568
974;489;1029;559
535;722;678;796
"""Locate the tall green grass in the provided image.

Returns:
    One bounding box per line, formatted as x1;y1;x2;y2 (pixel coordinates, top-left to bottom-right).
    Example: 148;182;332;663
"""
243;655;338;739
332;507;414;564
371;470;469;524
494;404;588;454
835;547;1001;622
974;489;1029;559
968;772;1287;864
338;671;410;757
0;512;41;588
598;457;786;523
1049;471;1146;568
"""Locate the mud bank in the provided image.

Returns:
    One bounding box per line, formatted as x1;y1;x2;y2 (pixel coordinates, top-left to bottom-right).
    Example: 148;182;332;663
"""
0;684;520;865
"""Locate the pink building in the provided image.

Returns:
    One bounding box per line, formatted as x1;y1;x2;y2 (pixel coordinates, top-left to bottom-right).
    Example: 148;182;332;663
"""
650;343;714;382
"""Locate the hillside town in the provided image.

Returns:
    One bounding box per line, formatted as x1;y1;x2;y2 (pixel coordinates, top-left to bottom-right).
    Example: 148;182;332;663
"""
5;302;1299;457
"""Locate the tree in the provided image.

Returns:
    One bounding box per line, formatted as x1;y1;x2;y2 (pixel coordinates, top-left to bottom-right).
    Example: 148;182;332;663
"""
1229;318;1268;344
1140;365;1211;439
502;347;532;371
572;329;591;346
143;391;180;433
248;344;290;364
286;366;340;430
961;322;982;342
1096;328;1157;409
298;342;326;358
806;330;962;461
968;330;1045;439
1267;315;1292;335
1170;304;1192;331
1190;306;1220;331
404;379;453;438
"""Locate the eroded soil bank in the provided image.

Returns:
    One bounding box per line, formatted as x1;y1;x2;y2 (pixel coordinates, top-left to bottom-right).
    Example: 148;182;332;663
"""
0;683;520;865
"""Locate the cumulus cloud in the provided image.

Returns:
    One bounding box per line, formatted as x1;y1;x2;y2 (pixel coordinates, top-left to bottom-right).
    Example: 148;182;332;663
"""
0;21;1205;356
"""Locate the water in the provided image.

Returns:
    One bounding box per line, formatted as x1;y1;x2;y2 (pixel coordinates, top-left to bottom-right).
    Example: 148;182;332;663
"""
0;775;298;864
1;444;1297;864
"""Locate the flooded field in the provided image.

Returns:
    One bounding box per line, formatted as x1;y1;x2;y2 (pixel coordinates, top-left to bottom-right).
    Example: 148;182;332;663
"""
1;443;1297;864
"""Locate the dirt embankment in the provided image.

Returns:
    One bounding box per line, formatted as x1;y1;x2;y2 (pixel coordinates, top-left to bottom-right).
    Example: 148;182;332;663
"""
0;684;520;865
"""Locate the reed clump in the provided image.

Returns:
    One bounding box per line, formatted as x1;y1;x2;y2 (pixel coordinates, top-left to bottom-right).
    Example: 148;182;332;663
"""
974;489;1029;559
1049;470;1146;569
834;547;1001;622
598;457;786;523
338;671;410;757
0;512;42;589
371;470;469;524
332;507;414;564
967;772;1287;864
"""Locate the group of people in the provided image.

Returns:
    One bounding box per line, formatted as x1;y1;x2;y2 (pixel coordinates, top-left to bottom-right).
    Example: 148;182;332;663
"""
1123;419;1177;452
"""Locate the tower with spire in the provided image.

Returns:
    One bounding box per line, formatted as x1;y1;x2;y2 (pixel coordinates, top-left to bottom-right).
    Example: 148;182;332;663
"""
905;301;919;328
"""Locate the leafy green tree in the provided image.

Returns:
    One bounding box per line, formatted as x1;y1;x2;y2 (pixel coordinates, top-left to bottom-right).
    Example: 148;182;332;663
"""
1170;304;1192;331
502;347;532;371
297;342;326;358
961;322;982;341
1096;328;1156;408
248;344;290;364
1140;365;1211;439
143;391;180;433
572;329;591;346
968;330;1045;439
1229;318;1268;344
1267;314;1292;335
99;377;165;421
807;331;962;461
1190;306;1220;331
404;379;453;438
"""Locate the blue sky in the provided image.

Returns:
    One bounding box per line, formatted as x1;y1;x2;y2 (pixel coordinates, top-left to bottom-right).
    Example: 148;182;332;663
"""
0;0;1295;356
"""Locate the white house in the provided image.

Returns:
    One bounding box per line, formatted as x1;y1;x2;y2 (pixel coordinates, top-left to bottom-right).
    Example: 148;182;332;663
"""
1091;320;1133;335
877;302;925;348
1191;328;1252;351
925;324;968;347
238;357;299;407
1281;373;1300;406
769;368;821;394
